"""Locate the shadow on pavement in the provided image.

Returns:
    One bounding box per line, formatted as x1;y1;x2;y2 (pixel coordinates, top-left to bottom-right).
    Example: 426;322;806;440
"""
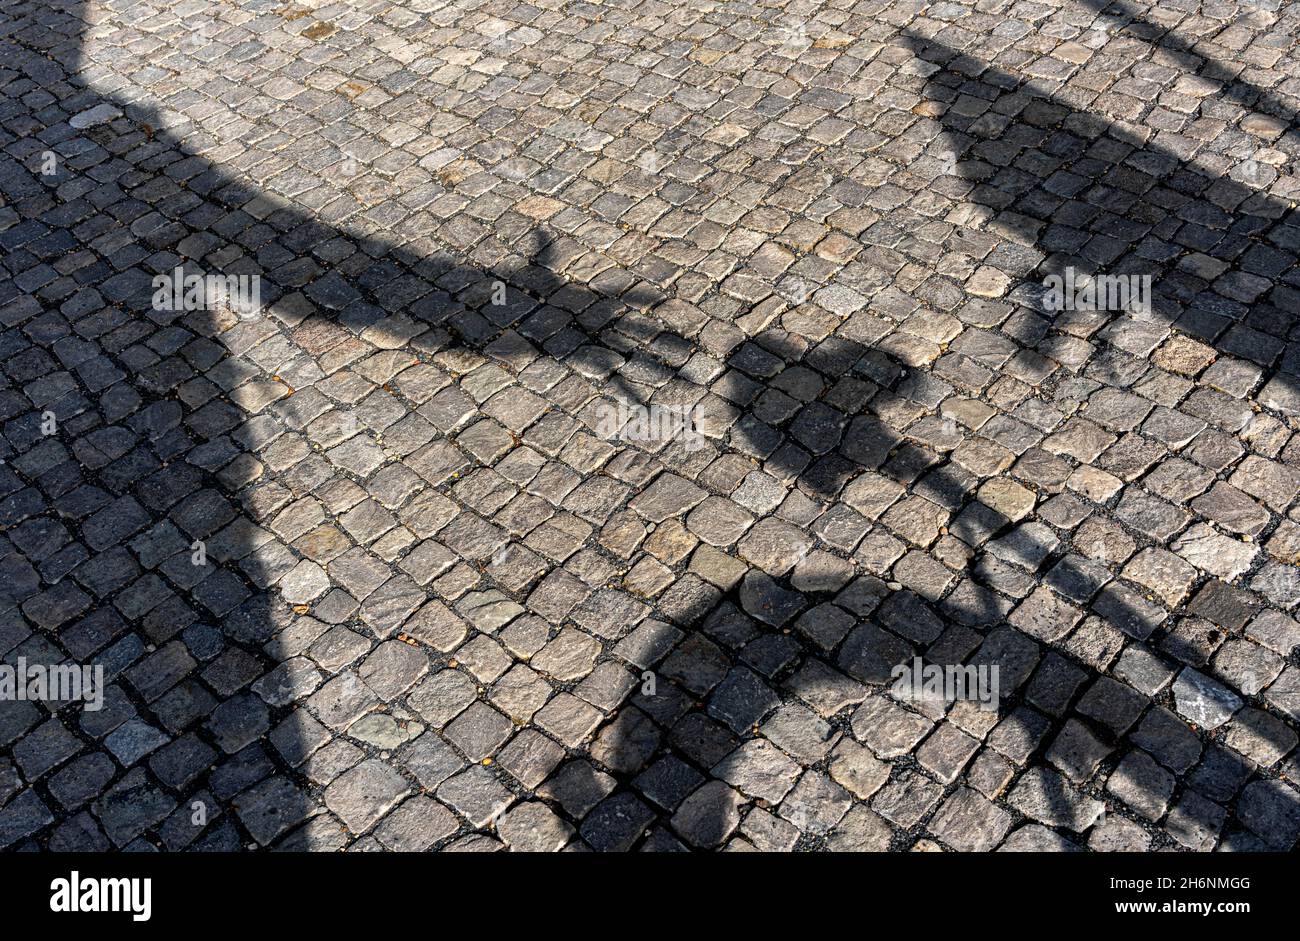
0;0;1298;851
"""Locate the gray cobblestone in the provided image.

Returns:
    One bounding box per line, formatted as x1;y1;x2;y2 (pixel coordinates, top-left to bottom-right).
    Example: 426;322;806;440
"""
3;0;1299;854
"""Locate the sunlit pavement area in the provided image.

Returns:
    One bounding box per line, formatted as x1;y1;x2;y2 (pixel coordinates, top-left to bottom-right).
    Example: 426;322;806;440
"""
2;0;1300;852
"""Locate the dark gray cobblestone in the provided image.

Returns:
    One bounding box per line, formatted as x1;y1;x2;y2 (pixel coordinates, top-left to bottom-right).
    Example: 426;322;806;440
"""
1;0;1299;852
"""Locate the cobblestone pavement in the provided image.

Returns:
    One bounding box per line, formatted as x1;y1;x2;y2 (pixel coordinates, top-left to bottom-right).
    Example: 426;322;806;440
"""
2;0;1300;852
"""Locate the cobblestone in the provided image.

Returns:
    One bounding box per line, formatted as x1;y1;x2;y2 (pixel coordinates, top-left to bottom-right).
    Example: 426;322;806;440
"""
1;0;1299;854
